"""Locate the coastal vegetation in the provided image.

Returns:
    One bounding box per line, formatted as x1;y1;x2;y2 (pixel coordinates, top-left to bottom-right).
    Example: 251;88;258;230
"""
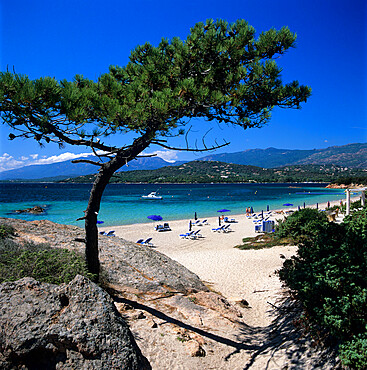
0;223;95;284
236;208;329;250
0;19;311;276
277;208;367;368
61;160;366;184
332;176;367;186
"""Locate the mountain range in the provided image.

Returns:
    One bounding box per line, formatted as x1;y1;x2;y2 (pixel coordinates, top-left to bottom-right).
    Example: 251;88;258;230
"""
0;156;176;181
199;143;367;168
64;161;367;185
0;143;366;181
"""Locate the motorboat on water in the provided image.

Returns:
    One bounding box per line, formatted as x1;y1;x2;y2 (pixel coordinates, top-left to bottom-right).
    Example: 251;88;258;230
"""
141;191;163;200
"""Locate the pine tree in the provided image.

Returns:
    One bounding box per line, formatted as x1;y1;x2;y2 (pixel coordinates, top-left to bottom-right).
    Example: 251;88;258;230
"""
0;19;311;277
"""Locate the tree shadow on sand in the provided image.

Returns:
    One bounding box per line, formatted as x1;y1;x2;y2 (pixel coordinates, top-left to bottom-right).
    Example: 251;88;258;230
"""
113;290;340;369
112;292;340;369
230;295;340;369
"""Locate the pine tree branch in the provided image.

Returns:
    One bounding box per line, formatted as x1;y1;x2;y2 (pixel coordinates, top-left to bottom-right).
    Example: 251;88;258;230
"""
71;159;102;166
151;139;230;152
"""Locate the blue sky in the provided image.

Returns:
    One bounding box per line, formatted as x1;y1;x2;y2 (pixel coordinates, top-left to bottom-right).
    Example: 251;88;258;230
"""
0;0;366;171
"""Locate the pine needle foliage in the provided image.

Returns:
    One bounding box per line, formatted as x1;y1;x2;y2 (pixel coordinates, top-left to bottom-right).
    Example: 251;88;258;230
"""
0;19;311;277
0;19;311;149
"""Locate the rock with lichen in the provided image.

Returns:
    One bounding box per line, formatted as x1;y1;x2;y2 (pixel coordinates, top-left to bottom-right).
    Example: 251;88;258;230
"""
0;275;151;369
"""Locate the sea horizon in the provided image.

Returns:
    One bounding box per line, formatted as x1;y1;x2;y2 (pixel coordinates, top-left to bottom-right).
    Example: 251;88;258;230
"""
0;182;350;227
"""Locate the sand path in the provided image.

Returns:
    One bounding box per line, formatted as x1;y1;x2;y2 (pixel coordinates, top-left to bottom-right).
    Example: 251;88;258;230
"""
103;211;296;327
100;200;345;368
100;199;347;327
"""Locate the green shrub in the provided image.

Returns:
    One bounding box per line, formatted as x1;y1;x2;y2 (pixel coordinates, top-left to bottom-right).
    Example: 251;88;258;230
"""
339;333;367;369
0;238;96;284
279;208;367;369
344;207;367;240
0;223;15;239
275;208;328;242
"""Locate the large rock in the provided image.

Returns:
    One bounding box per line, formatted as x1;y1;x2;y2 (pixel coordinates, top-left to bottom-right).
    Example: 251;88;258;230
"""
0;275;151;369
14;205;45;214
0;218;208;294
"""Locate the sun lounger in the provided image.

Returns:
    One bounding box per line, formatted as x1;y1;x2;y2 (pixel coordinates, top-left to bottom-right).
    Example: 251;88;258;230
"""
190;229;202;239
222;224;232;233
155;223;171;232
195;219;209;226
136;239;144;244
179;231;195;239
140;237;153;246
163;223;171;231
100;230;115;236
211;225;225;232
224;217;237;223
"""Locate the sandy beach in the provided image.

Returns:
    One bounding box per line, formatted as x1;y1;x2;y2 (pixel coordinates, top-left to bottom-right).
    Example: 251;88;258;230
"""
100;198;355;368
100;199;347;327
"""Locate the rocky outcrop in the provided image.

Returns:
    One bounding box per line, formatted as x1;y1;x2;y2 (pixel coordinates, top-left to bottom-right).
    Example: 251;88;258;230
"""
325;183;365;189
14;205;45;214
0;218;208;294
0;275;151;369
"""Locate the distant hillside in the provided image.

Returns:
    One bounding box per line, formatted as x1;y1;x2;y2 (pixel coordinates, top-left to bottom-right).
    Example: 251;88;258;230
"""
198;143;367;169
1;143;365;181
295;143;367;168
61;160;367;184
0;156;173;180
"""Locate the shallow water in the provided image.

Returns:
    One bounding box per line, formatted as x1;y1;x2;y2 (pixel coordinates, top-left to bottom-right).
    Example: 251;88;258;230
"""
0;182;348;227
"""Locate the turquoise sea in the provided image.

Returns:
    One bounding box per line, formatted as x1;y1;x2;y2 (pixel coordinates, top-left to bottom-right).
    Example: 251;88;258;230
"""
0;183;349;227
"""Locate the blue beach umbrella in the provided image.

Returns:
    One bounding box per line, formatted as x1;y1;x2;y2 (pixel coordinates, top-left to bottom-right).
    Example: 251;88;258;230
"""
96;220;104;224
147;215;163;221
283;203;293;207
217;209;231;213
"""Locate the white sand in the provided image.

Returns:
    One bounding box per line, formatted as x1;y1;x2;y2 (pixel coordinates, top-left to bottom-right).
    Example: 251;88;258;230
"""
101;199;351;368
100;199;348;327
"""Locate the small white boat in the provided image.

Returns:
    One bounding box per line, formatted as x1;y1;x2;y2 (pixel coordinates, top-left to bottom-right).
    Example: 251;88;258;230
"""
142;191;163;200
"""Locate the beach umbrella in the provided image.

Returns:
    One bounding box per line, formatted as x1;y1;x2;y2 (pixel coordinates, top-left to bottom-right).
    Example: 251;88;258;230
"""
218;216;221;226
217;209;230;223
250;206;254;214
194;212;197;220
298;206;301;211
96;220;104;224
316;203;318;209
283;203;293;207
147;215;163;221
327;201;330;208
189;220;192;231
261;210;264;219
267;205;269;212
303;202;306;209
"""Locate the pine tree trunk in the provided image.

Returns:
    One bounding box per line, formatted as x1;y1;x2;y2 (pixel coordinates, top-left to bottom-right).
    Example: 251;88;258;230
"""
84;165;113;276
83;131;153;278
